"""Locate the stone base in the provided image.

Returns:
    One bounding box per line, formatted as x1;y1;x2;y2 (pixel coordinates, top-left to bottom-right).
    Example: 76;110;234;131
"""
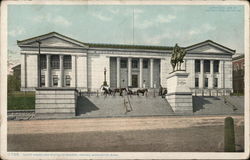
166;93;193;113
35;87;78;118
166;71;193;113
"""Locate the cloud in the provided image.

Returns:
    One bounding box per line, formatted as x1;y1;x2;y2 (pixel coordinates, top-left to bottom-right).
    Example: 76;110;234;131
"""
188;24;216;36
135;14;176;29
8;27;25;37
54;16;71;27
34;13;72;27
108;8;120;14
134;9;144;14
156;15;176;23
91;12;112;21
143;23;216;46
147;33;171;45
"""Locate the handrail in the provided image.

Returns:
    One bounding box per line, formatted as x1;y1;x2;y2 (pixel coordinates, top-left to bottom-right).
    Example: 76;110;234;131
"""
223;96;238;111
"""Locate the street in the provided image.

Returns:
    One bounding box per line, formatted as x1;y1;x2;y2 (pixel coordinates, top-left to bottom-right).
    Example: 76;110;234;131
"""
8;115;244;152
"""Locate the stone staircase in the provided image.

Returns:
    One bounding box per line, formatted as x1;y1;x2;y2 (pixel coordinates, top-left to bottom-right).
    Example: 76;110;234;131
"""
76;95;174;118
193;96;244;115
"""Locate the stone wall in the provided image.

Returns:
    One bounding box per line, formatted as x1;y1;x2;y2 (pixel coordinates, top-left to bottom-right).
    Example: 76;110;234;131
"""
26;55;38;88
35;88;77;118
76;55;88;90
87;54;110;91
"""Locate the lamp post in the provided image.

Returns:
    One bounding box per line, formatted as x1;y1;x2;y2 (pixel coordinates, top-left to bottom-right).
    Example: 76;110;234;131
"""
36;40;41;87
103;67;107;86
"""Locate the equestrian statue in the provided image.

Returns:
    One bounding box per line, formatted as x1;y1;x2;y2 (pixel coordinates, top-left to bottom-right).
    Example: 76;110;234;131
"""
171;44;187;72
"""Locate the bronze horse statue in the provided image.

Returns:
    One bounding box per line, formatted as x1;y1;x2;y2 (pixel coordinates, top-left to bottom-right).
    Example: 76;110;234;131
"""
171;44;187;72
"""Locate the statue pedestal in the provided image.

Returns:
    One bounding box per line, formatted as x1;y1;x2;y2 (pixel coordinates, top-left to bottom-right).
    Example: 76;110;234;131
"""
166;70;193;114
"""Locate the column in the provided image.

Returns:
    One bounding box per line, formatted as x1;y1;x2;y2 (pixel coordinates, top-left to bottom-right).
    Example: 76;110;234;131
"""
128;58;132;86
59;55;64;87
37;54;40;87
139;58;143;88
75;56;77;88
21;54;26;88
210;60;214;88
117;57;120;88
45;55;51;87
72;55;76;87
220;60;225;88
200;60;204;88
150;59;154;88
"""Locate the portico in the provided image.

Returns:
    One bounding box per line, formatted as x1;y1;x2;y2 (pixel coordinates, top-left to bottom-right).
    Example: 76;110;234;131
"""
111;57;158;89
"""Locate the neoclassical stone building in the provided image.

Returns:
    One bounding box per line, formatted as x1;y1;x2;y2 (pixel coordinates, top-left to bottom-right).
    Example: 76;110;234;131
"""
17;32;234;95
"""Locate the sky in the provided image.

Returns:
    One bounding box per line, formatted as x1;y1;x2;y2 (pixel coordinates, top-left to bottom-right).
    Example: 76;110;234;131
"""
7;4;245;70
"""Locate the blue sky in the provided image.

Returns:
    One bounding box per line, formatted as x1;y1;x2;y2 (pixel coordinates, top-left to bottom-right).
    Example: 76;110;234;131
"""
8;5;245;61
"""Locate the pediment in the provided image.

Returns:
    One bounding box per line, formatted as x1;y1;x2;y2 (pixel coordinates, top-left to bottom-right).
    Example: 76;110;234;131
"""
188;44;225;53
27;37;83;48
17;32;87;48
185;40;235;55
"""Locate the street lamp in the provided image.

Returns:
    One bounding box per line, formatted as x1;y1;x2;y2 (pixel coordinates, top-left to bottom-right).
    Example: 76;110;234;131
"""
103;67;107;86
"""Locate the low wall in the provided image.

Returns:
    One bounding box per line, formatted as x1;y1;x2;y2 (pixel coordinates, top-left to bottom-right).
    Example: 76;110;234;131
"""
35;87;78;118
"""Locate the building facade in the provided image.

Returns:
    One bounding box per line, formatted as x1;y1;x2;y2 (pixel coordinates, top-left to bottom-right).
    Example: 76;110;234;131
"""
17;32;234;95
232;55;244;94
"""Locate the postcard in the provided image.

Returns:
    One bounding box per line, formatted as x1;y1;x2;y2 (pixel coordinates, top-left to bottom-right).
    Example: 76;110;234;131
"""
0;0;249;159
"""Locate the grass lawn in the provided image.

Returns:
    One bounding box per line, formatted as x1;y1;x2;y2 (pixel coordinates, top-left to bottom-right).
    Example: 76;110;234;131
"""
8;91;35;110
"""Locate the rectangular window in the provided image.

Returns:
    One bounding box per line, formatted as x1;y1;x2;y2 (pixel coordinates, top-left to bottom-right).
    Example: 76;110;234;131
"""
41;75;45;87
204;60;210;73
40;55;47;69
65;75;71;86
53;75;58;86
63;55;72;69
120;59;127;68
195;78;199;88
205;78;208;88
143;59;148;68
51;55;60;69
132;59;138;68
195;60;200;73
214;78;218;88
214;60;219;73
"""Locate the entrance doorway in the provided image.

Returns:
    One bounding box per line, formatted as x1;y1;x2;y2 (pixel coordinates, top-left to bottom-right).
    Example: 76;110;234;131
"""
132;75;138;88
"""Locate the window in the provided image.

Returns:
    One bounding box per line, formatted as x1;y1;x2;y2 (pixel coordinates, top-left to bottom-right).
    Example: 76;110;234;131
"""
132;59;138;68
214;78;218;88
195;78;199;88
41;75;45;87
63;55;72;69
143;59;148;68
195;60;200;73
65;75;71;86
205;78;208;88
120;59;127;68
40;55;47;69
53;75;58;86
214;60;219;73
204;60;210;73
51;55;60;69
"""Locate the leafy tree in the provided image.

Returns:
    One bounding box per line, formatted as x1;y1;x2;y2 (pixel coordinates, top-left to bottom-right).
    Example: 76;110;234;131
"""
8;74;21;93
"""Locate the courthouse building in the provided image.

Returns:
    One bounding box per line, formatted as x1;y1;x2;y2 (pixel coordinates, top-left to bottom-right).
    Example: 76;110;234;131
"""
17;32;234;95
